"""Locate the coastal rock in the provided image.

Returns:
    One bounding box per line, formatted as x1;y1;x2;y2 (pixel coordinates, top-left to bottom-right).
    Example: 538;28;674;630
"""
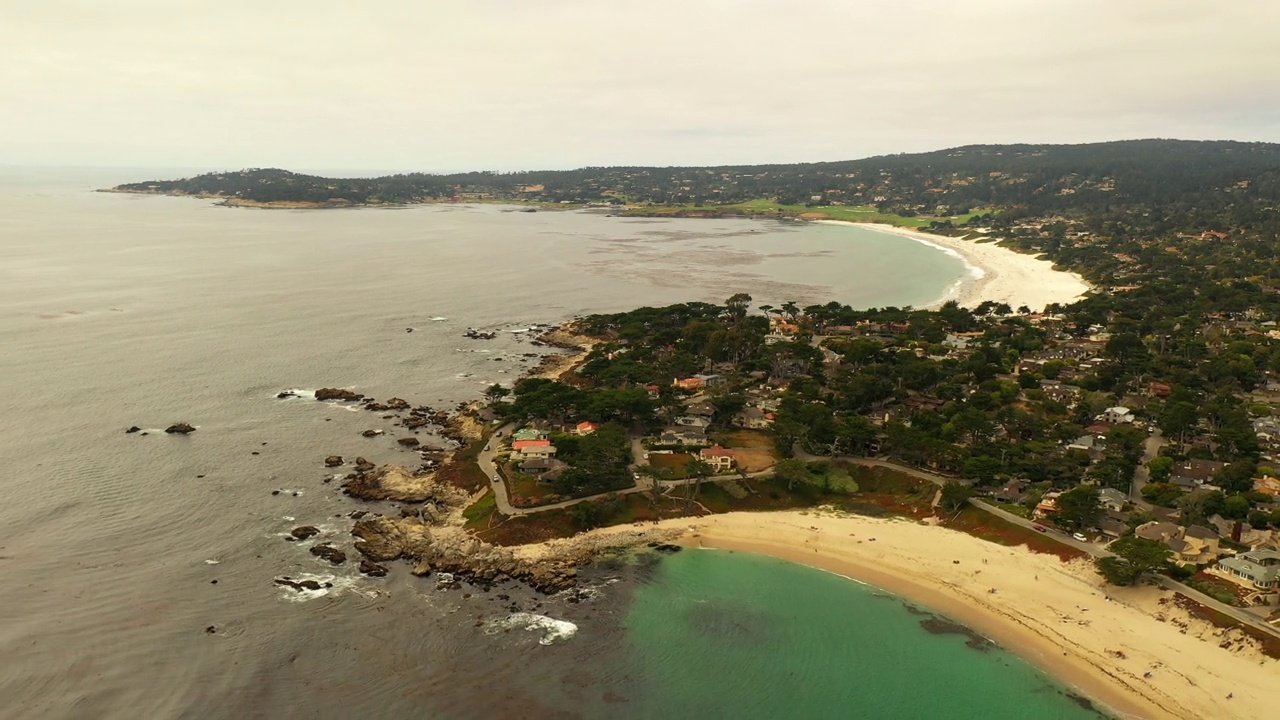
353;457;376;473
125;426;141;434
309;544;347;565
343;464;467;503
324;455;344;467
274;577;327;592
165;423;196;435
361;429;382;437
276;391;298;399
402;416;430;430
359;559;389;577
385;397;410;410
397;437;420;448
315;388;363;402
290;525;320;540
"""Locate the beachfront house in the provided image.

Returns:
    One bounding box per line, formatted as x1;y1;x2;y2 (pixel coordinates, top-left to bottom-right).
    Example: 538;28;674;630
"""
1213;550;1280;604
699;445;736;472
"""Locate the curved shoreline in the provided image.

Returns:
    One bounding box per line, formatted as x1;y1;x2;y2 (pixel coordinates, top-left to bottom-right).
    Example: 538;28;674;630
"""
818;220;1092;311
580;511;1275;720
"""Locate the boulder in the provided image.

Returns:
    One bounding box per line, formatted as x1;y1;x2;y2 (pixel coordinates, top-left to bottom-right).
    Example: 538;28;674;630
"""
324;455;344;467
309;544;347;565
361;429;382;437
359;559;389;577
385;397;410;410
315;388;363;402
290;526;320;540
125;426;141;434
397;437;420;448
165;423;196;435
276;391;298;399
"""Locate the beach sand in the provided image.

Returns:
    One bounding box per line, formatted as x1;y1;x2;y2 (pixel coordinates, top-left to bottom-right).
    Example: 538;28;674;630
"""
577;510;1275;720
822;221;1092;312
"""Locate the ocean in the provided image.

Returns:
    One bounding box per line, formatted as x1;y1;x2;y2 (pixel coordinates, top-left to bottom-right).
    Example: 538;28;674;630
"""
0;169;1099;718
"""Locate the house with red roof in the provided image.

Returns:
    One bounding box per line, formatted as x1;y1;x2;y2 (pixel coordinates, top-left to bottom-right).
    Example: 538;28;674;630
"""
575;421;598;436
699;445;736;472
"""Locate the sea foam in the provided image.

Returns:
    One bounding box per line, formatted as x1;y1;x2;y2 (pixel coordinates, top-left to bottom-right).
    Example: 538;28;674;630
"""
488;612;579;645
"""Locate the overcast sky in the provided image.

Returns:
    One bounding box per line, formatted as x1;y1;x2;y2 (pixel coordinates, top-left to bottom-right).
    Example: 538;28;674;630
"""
3;0;1279;173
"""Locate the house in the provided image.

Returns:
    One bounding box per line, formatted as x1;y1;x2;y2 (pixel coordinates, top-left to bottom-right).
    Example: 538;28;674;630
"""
660;428;709;447
1170;459;1226;490
1135;521;1220;565
1102;407;1134;424
695;373;727;388
512;428;548;442
512;439;556;460
1097;488;1128;512
1034;491;1061;519
686;402;716;418
673;377;704;391
699;445;736;472
520;458;553;474
675;416;710;429
1148;382;1172;398
1214;550;1280;602
574;421;598;436
1252;476;1280;498
991;479;1029;504
734;406;774;430
1099;518;1131;538
519;444;557;460
643;384;661;399
1067;434;1103;454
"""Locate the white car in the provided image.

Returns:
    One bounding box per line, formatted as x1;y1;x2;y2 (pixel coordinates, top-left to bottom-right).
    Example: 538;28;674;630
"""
493;474;501;482
1072;532;1089;542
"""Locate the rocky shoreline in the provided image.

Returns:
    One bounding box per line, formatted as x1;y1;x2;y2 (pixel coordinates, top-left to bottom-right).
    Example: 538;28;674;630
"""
274;320;651;596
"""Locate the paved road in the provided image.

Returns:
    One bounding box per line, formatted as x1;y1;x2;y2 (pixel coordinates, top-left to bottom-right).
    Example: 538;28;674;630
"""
1128;429;1163;510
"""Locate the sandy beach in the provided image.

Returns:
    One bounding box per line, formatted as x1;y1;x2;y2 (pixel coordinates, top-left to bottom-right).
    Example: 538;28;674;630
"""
823;221;1092;311
572;510;1274;720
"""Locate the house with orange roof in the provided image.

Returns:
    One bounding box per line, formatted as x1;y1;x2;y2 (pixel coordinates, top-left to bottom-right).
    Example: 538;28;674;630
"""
575;421;598;436
699;445;736;472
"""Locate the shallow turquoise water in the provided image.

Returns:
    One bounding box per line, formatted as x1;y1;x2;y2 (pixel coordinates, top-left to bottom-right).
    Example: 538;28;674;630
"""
619;549;1107;720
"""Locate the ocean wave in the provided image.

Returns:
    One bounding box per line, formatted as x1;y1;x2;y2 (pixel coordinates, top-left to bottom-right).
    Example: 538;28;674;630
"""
487;612;578;645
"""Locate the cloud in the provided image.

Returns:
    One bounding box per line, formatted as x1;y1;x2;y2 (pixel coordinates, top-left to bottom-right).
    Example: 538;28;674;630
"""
2;0;1277;171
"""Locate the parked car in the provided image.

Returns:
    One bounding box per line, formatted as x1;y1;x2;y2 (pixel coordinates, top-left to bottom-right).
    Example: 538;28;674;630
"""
1072;532;1089;542
1032;524;1047;532
493;474;500;482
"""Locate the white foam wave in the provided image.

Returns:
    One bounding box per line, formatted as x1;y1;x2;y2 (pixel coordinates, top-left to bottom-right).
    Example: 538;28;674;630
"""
487;612;578;645
430;316;448;321
275;573;361;603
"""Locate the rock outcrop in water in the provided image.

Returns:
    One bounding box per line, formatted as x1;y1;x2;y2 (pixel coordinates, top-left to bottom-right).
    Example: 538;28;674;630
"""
324;455;344;467
315;388;363;402
165;423;196;434
290;525;320;540
309;544;347;565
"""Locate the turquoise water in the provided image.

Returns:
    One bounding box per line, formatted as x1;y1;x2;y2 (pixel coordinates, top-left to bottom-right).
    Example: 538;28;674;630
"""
618;550;1106;720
